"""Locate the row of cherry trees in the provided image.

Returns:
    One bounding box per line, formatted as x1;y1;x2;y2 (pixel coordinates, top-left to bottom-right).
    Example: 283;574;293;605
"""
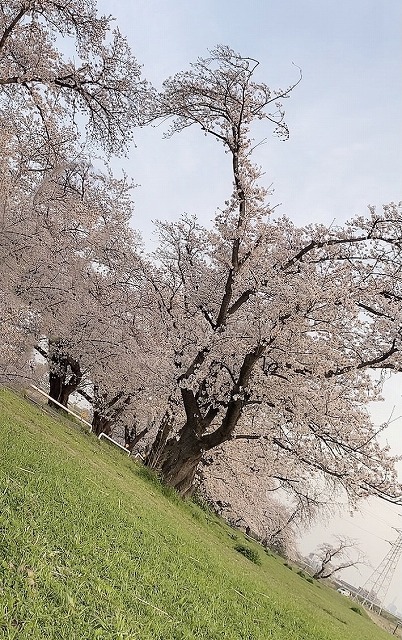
1;2;401;545
0;0;155;436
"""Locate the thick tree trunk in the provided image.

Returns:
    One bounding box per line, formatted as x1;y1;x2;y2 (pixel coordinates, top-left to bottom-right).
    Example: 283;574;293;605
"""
160;437;203;497
91;411;113;437
48;367;66;406
149;425;203;497
147;394;243;496
146;409;175;469
147;344;264;496
47;340;82;408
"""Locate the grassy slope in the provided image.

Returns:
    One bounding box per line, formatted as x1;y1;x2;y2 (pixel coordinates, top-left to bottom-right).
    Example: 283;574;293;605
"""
0;389;393;640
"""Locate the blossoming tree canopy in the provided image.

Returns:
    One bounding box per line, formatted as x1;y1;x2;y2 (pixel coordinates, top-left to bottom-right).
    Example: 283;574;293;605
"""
0;0;148;385
0;0;149;153
143;46;402;501
0;4;401;513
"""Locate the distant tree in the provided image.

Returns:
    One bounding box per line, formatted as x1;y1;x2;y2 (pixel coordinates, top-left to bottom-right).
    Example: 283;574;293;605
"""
312;536;366;580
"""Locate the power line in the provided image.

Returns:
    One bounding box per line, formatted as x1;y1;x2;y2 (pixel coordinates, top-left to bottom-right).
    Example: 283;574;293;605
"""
357;507;400;529
338;517;389;542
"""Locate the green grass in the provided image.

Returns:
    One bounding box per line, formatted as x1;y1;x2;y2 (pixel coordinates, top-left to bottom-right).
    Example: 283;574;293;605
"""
0;388;393;639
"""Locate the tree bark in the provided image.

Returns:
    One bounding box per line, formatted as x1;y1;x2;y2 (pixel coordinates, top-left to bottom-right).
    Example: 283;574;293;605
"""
91;411;113;437
48;366;65;407
152;342;266;495
156;427;204;497
47;340;82;408
90;389;131;436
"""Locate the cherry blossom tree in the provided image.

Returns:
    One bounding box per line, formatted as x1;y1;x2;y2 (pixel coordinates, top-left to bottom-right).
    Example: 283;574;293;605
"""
0;0;148;155
0;0;150;396
199;438;333;555
1;136;141;387
143;47;402;503
1;0;401;538
0;293;36;384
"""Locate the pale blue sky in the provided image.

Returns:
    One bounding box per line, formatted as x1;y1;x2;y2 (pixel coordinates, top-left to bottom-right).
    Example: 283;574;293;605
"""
99;0;402;608
100;0;401;241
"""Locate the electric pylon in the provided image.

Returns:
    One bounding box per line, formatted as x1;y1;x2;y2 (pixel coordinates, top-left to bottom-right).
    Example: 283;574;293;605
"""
357;529;402;613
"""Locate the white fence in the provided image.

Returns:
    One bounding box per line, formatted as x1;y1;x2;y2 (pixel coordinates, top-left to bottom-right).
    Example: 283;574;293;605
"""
29;384;144;460
98;431;130;456
30;384;93;430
